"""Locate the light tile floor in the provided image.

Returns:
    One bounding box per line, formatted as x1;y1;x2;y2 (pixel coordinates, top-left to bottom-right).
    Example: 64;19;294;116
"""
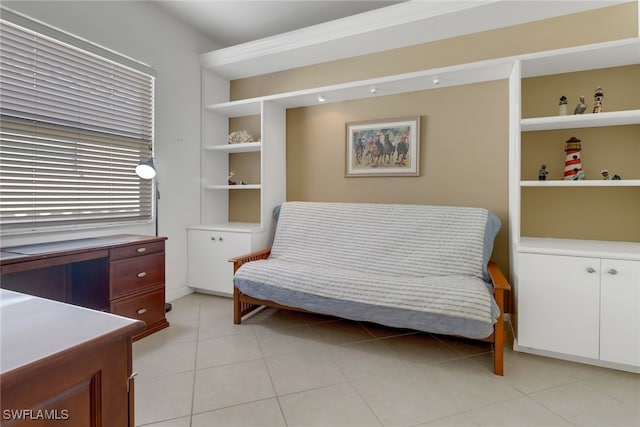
134;293;640;427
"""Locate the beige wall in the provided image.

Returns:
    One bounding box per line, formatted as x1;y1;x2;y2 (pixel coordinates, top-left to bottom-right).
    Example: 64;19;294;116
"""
227;3;639;274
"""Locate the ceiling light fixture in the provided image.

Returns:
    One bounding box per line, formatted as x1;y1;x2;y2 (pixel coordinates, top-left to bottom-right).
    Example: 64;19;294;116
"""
370;87;378;94
433;77;441;86
318;95;326;102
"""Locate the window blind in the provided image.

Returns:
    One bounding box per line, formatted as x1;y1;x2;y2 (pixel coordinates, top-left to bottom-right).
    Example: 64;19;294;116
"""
0;15;155;234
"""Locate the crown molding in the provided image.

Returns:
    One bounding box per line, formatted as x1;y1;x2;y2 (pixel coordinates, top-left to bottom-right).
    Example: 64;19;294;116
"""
200;0;631;80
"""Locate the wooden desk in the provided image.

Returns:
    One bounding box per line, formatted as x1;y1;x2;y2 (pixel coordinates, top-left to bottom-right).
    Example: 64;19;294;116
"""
0;234;169;340
1;289;145;426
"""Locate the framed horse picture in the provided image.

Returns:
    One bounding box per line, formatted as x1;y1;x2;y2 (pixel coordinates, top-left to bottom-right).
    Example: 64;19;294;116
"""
345;116;420;177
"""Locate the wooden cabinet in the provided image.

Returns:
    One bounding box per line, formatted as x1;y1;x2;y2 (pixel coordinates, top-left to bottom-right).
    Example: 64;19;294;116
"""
517;239;640;372
0;234;169;340
1;290;144;427
187;226;258;296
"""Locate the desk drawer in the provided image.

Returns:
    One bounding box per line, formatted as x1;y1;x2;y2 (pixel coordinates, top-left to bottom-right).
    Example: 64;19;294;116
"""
111;286;165;327
110;241;164;261
110;252;165;299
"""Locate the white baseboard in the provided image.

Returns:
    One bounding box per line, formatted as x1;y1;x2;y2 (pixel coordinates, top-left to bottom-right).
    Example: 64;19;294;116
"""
166;286;194;302
513;339;640;374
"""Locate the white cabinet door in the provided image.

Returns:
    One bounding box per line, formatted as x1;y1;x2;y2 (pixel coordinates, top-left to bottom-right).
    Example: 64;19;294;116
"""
600;259;640;366
518;253;600;359
187;229;252;295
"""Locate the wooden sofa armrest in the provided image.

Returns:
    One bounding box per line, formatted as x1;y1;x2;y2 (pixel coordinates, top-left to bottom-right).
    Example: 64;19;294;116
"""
487;261;511;376
229;248;272;273
488;261;510;292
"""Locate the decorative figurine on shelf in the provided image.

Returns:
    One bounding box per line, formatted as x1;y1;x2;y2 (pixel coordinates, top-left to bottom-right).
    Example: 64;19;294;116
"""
538;164;549;180
602;169;622;180
593;86;604;113
227;130;255;144
558;96;568;115
574;96;587;114
228;171;237;185
564;136;585;180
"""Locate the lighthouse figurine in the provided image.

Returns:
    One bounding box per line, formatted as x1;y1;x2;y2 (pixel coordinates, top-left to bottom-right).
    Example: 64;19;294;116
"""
564;136;585;180
593;86;604;113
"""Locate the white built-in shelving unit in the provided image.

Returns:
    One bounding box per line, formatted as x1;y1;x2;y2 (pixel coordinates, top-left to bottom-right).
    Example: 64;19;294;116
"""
189;33;640;370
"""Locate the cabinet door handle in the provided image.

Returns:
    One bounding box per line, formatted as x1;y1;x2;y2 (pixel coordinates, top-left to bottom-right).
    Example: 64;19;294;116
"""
137;272;147;278
607;269;618;275
136;247;147;253
218;237;223;242
586;267;597;274
137;308;147;315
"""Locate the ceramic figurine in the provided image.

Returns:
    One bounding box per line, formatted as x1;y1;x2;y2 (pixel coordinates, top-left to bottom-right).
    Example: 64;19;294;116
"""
564;136;584;180
228;171;236;185
558;96;568;115
538;164;549;180
593;87;604;113
602;169;621;180
574;96;587;114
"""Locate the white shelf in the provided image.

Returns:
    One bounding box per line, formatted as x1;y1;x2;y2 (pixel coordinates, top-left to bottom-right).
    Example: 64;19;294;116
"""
205;184;261;190
521;179;640;187
204;142;262;153
206;56;514;116
518;237;640;261
521;110;640;131
188;222;263;233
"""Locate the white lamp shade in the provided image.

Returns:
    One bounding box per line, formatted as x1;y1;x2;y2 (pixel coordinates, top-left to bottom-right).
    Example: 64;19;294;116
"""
135;159;156;179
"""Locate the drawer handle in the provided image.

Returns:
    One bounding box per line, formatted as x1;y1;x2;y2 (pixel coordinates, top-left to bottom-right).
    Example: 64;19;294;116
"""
586;267;597;274
136;247;147;253
137;308;147;315
137;272;147;278
607;269;618;275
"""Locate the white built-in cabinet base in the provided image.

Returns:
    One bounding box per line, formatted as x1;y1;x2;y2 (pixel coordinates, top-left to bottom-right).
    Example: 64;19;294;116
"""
515;238;640;373
187;225;263;296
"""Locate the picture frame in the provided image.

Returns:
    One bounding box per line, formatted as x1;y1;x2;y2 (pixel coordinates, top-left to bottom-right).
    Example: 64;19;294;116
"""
345;116;420;177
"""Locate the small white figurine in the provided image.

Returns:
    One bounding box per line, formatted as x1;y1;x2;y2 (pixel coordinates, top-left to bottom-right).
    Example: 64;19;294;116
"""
574;96;587;114
593;87;604;113
558;96;568;115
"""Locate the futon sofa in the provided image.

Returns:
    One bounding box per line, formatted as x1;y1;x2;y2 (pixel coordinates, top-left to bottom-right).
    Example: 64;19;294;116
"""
231;201;510;375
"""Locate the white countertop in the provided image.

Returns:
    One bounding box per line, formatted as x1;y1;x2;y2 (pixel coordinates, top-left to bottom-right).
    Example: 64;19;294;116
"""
0;290;142;375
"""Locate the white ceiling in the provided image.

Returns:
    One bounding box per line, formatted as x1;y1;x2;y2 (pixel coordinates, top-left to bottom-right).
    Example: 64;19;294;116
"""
156;0;403;47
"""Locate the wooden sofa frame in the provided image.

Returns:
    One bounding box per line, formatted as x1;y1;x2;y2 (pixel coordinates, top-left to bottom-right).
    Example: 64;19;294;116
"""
230;248;511;375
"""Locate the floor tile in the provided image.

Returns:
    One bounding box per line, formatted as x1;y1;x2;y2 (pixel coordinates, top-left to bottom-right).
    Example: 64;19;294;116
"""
380;332;462;364
134;339;197;379
530;382;640;426
135;371;194;426
279;383;382;427
418;413;479;427
583;367;640;408
191;398;286;427
195;333;263;369
482;349;601;394
351;371;459;426
307;318;377;345
328;339;413;382
137;416;191;427
265;349;346;395
416;357;524;412
254;324;327;358
464;395;572;426
192;359;275;413
198;312;255;341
